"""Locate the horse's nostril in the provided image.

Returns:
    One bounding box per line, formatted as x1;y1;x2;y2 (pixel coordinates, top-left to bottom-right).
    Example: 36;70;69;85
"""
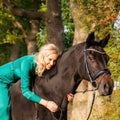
103;83;113;95
92;82;97;87
104;83;109;92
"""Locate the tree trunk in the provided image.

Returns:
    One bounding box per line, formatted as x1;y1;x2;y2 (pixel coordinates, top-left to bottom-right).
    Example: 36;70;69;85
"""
10;41;21;61
26;20;39;54
46;0;65;51
69;1;107;120
70;0;87;44
68;1;89;119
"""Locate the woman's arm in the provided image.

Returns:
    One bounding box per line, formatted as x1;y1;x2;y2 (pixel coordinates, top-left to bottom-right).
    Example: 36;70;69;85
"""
20;59;58;112
20;59;42;103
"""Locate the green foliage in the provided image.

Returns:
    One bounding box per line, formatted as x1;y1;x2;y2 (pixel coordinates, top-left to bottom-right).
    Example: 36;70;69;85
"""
101;89;120;120
0;3;27;44
11;0;35;11
0;8;15;44
38;1;47;12
0;1;34;65
105;31;120;80
77;0;119;34
88;90;120;120
62;0;74;48
0;44;11;65
0;0;47;45
36;22;46;49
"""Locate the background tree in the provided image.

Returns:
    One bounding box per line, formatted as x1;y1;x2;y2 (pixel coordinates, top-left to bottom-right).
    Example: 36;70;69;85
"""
0;0;64;62
68;0;120;120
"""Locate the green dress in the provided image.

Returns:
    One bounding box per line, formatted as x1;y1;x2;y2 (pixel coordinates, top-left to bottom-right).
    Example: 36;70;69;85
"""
0;55;41;120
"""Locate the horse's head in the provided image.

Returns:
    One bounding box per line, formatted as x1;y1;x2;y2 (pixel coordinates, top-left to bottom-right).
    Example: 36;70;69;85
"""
82;32;114;96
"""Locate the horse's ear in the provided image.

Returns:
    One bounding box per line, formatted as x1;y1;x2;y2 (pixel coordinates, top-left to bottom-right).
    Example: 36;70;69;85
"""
99;34;110;48
86;32;95;47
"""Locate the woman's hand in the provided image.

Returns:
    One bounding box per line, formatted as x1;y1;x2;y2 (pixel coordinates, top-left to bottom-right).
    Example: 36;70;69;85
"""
46;101;58;112
67;93;74;101
39;99;58;112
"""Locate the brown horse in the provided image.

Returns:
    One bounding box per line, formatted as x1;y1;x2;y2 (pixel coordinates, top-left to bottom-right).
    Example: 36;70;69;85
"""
11;32;114;120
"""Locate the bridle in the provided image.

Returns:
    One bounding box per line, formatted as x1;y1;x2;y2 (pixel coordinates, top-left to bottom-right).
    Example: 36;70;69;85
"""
83;45;111;87
79;45;111;120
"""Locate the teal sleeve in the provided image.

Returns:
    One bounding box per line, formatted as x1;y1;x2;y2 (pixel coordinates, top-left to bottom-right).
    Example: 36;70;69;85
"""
20;60;42;103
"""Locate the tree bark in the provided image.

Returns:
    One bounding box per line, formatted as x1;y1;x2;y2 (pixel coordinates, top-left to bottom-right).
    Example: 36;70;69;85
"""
26;20;39;54
3;0;45;20
46;0;65;51
68;1;89;119
10;41;21;61
70;0;87;44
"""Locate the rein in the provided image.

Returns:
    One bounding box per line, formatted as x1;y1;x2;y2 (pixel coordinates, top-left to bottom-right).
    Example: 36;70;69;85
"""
75;73;106;120
51;107;63;120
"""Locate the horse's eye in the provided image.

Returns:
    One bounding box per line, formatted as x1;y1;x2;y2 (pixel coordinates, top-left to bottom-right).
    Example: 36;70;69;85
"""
89;55;95;60
89;51;92;54
88;51;95;60
106;55;110;61
104;54;110;63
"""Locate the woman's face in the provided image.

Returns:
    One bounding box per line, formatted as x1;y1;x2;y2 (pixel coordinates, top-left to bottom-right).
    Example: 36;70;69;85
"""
44;53;58;70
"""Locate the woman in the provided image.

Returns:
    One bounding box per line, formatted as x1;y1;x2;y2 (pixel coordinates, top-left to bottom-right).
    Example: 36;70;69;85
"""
0;44;61;120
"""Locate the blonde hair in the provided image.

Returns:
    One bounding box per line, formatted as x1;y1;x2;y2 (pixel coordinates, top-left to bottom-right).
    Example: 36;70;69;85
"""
35;43;60;76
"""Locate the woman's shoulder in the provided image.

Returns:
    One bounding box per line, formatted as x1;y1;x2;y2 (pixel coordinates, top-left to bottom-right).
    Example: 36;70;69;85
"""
14;55;35;65
20;55;35;61
20;55;36;68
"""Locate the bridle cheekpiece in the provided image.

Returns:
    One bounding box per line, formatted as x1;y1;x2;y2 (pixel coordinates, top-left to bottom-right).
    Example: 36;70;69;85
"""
83;45;111;87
